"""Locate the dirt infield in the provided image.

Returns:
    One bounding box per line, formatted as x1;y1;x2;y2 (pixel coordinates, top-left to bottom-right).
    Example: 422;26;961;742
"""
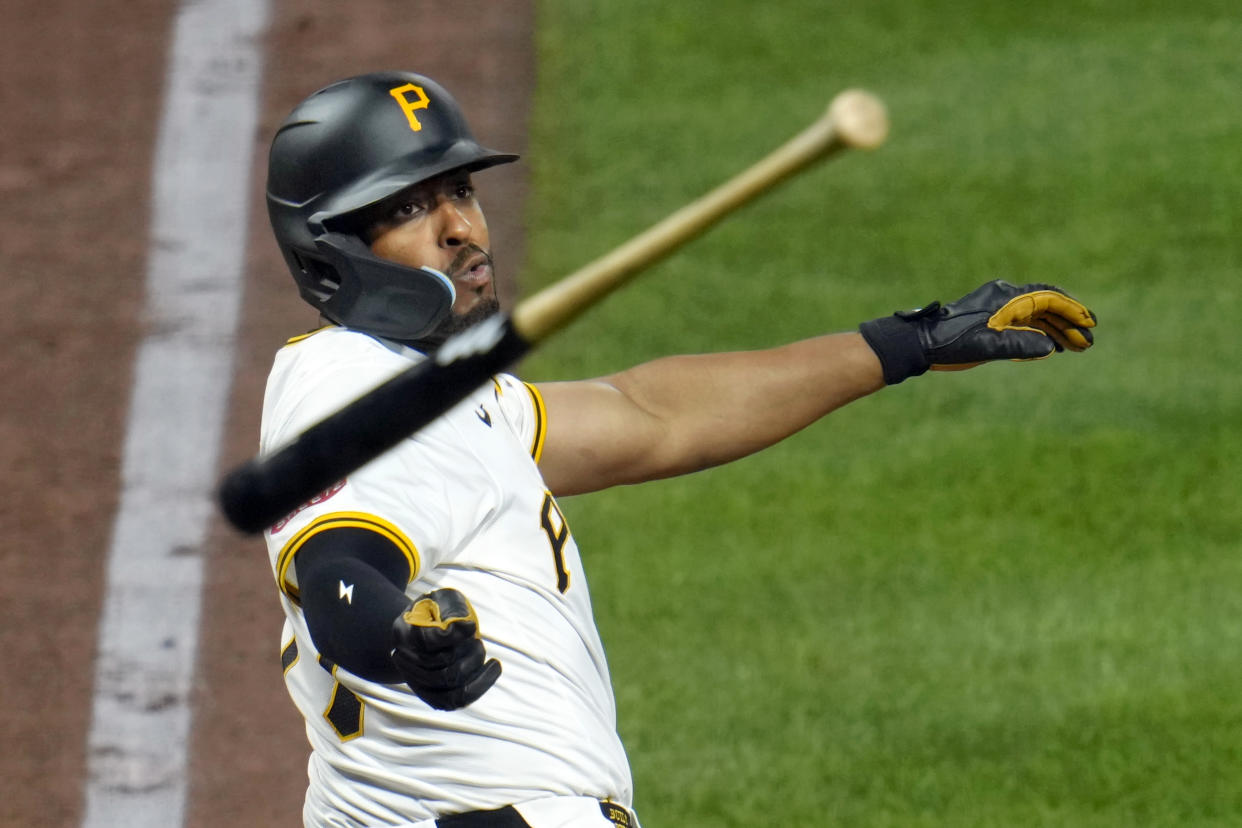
1;2;533;825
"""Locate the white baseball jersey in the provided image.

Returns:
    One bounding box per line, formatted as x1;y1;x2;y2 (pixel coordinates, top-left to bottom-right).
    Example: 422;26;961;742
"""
260;327;633;826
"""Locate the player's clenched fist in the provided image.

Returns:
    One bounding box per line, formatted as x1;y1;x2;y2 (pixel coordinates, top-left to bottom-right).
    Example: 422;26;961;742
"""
391;588;502;710
859;279;1097;384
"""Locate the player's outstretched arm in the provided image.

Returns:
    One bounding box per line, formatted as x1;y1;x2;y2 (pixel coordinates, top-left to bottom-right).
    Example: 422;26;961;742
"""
535;280;1095;497
536;332;884;496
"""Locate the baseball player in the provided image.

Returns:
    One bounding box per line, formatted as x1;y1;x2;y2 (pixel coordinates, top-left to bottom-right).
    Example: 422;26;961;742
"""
258;71;1097;827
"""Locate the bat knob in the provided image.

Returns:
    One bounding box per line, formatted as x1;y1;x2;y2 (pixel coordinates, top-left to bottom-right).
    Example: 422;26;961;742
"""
829;89;889;150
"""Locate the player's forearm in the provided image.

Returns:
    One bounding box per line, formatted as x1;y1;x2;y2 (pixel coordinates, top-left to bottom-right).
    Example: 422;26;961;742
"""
537;332;885;495
299;554;409;683
609;331;884;473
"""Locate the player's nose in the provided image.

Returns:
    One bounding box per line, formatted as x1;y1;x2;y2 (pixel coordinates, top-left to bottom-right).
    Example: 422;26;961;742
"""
434;199;472;248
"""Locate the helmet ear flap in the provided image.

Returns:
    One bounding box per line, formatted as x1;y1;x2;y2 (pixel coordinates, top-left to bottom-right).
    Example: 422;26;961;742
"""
311;232;456;341
287;248;342;303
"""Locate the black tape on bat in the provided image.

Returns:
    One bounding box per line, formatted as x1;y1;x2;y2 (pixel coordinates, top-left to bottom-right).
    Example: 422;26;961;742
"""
218;315;531;535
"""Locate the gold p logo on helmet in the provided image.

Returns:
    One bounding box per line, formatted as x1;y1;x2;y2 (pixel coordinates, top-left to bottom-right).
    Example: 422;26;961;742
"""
389;83;430;131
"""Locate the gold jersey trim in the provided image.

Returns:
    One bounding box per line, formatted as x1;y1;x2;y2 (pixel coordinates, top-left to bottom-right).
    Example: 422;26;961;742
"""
524;382;548;463
275;511;420;602
284;325;336;346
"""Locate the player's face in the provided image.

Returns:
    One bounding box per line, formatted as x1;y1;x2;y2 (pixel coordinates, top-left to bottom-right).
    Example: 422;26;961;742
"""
367;170;496;318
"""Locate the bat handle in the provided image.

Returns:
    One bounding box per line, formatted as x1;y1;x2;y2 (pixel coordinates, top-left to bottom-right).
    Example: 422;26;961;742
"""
218;316;531;534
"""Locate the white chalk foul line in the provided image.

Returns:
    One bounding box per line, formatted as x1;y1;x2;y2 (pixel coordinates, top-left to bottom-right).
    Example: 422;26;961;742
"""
82;0;268;825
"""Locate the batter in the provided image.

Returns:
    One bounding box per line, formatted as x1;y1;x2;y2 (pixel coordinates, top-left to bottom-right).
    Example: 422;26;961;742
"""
257;71;1097;827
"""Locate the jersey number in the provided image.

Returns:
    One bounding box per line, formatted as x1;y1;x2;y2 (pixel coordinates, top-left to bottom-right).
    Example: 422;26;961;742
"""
540;492;571;593
282;642;364;742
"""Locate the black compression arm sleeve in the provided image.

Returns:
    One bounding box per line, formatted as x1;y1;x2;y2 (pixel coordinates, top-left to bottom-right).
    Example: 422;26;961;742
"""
296;528;411;683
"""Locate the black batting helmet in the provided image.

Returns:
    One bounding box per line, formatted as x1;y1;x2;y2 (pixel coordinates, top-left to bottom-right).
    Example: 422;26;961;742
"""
266;72;518;341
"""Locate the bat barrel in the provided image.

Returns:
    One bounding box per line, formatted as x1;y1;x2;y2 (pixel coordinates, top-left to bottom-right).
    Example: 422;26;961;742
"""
512;89;888;344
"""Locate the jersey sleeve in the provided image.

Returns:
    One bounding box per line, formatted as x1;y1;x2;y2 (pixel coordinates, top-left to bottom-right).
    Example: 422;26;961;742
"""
490;373;548;463
261;331;459;602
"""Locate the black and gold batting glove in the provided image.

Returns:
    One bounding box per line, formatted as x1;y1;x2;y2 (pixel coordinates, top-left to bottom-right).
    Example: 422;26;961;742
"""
390;587;501;710
859;279;1097;385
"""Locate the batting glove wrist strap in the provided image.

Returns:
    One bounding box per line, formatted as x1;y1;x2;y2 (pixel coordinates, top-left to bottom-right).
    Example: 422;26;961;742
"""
858;311;931;385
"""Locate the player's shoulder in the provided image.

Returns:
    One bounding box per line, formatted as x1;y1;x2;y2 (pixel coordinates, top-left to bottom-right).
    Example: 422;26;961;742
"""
263;327;424;440
273;327;418;386
279;325;413;363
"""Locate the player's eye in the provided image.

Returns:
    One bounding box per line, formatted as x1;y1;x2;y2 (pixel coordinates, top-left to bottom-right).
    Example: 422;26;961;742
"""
393;201;424;220
454;183;475;200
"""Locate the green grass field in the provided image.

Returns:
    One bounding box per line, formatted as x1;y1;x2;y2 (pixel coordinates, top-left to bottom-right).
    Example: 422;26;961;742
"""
519;2;1241;825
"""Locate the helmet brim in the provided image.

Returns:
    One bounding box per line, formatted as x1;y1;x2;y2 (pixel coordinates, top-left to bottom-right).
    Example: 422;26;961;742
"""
315;141;518;231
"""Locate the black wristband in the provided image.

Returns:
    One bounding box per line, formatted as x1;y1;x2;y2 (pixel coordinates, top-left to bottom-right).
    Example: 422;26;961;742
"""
859;314;930;385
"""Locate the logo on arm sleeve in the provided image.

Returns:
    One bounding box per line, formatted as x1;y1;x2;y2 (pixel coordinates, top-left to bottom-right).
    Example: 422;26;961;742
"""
276;512;419;604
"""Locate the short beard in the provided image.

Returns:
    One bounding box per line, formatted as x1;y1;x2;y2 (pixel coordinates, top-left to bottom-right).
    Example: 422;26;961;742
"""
405;295;501;351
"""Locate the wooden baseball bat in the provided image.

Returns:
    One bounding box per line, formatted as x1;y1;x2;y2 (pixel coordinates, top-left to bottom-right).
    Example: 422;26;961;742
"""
218;90;889;534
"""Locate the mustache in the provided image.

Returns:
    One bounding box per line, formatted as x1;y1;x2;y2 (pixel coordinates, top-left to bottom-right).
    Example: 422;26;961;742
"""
448;243;493;278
